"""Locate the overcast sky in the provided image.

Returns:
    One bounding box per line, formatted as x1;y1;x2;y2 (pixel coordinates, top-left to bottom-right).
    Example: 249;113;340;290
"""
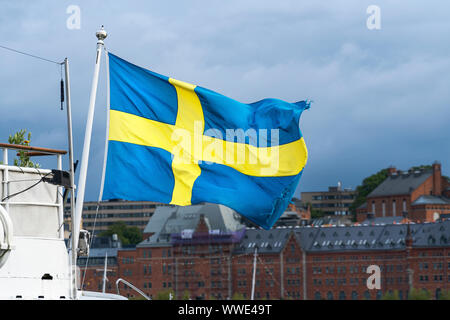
0;1;449;201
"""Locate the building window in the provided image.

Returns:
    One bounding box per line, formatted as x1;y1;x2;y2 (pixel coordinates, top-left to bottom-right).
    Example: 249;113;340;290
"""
339;291;346;300
314;292;321;300
327;292;333;300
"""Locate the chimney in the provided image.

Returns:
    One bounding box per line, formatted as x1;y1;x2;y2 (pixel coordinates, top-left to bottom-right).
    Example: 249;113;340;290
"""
432;161;442;196
387;166;397;176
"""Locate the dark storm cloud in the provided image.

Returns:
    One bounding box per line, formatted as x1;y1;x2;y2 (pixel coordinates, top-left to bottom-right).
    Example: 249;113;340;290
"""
0;0;449;201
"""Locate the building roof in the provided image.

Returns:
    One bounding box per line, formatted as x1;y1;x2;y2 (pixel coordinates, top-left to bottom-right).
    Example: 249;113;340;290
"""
411;195;450;206
368;169;432;198
85;247;120;259
233;227;294;254
138;203;245;248
231;219;450;254
412;221;449;247
296;219;450;252
77;247;120;267
360;216;404;225
357;202;367;210
310;216;352;227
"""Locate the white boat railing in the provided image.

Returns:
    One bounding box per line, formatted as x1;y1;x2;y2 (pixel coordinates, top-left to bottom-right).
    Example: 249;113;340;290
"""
0;143;67;239
116;278;151;300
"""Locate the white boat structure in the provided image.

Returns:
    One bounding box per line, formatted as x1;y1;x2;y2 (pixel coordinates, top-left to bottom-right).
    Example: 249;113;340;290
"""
0;27;129;300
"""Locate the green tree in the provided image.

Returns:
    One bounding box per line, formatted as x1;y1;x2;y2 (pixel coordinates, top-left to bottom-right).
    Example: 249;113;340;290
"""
181;290;191;300
350;168;389;218
438;290;450;300
155;289;175;300
311;208;326;219
231;293;245;300
7;129;40;168
408;288;431;300
129;295;148;300
99;221;143;246
381;290;400;300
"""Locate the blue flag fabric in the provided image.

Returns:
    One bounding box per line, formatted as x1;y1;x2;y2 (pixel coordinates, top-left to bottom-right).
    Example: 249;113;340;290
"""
103;52;309;229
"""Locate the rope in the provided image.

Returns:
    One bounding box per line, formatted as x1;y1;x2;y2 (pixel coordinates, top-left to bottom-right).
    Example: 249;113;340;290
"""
0;44;62;65
1;172;52;202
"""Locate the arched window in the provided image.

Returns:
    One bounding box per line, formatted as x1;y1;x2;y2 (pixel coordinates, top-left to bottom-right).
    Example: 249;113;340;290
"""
327;291;333;300
364;291;370;300
339;291;346;300
314;292;321;300
351;291;358;300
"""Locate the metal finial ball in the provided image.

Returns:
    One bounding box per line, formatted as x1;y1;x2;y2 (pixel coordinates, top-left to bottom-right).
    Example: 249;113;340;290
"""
96;26;107;41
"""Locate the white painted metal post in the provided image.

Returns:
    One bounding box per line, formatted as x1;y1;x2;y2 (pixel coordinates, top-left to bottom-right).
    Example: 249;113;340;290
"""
2;149;8;213
251;247;257;300
57;154;63;239
64;57;78;300
73;27;107;253
102;252;108;293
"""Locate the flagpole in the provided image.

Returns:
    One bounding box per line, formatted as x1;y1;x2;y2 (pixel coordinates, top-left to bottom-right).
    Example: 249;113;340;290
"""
97;49;110;204
251;247;257;300
102;252;108;293
73;27;107;282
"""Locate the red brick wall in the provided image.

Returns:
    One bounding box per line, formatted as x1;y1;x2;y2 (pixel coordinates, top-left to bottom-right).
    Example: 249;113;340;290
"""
85;235;449;300
363;173;447;222
367;196;411;218
80;265;119;294
432;163;442;196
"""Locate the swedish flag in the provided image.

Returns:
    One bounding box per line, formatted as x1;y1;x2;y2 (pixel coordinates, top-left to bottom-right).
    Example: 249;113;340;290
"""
103;53;309;229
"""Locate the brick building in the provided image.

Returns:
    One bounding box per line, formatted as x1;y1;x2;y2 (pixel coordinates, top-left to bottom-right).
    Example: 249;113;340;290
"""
301;182;356;216
64;200;171;236
356;162;450;222
79;203;450;300
77;236;121;294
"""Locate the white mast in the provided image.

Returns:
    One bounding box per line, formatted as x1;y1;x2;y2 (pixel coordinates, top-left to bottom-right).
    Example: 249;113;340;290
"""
73;26;107;254
251;247;257;300
63;57;78;299
102;252;108;293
